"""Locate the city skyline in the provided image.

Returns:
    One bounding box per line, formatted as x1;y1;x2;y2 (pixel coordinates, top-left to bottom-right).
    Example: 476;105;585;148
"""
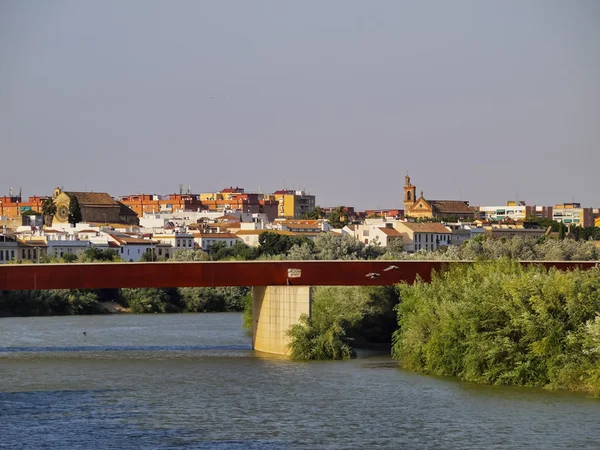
1;1;599;209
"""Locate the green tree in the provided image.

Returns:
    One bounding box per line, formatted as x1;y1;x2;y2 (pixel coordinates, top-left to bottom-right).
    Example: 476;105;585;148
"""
41;198;57;227
558;222;566;240
79;248;121;262
300;206;325;220
327;206;350;229
68;195;82;226
170;249;210;261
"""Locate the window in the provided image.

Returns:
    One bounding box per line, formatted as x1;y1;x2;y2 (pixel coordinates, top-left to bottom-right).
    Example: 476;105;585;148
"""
121;247;124;254
11;250;14;259
158;249;162;256
0;252;4;261
183;240;186;247
188;240;192;247
127;249;130;255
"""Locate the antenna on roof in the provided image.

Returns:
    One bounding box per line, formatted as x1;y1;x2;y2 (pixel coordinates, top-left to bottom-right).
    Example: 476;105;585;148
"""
179;184;183;195
9;186;12;196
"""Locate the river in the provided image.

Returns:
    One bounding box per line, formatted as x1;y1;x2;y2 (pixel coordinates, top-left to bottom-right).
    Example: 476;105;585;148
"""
1;313;599;449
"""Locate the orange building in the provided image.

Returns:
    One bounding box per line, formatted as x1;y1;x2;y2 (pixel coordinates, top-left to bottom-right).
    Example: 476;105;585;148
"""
0;195;46;219
119;194;203;216
120;189;279;222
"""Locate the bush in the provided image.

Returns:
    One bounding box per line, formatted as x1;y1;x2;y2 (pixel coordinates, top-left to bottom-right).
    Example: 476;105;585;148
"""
120;288;169;313
286;286;400;360
0;289;101;316
392;260;600;395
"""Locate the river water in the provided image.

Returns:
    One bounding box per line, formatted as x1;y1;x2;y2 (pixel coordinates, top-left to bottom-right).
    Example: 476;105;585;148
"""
1;313;599;449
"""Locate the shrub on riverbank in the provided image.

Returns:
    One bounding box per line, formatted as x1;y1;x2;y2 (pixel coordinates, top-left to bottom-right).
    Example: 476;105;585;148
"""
0;289;101;316
392;260;600;396
286;286;399;360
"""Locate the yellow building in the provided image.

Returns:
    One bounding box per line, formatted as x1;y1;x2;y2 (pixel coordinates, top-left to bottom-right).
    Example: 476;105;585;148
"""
403;175;474;220
272;190;316;219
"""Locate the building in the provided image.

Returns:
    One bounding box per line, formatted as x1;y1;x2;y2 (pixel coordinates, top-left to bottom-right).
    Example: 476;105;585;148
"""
476;201;554;222
444;223;485;246
363;209;404;220
403;175;474;220
0;194;46;219
0;234;19;264
271;190;316;219
45;230;90;258
352;223;404;247
52;188;139;226
119;193;203;216
552;203;593;228
108;233;159;262
393;222;452;253
193;232;240;252
484;224;547;239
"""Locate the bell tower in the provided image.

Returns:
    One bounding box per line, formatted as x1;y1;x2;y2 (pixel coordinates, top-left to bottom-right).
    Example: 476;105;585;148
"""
404;174;416;213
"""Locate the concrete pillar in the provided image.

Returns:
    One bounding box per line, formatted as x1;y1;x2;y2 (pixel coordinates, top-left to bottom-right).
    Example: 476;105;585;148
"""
252;285;312;355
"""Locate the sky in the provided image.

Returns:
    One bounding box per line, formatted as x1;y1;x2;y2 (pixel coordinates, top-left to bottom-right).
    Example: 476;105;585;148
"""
1;0;599;210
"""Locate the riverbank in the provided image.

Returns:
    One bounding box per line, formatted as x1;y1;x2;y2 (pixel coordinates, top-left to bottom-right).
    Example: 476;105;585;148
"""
392;259;600;397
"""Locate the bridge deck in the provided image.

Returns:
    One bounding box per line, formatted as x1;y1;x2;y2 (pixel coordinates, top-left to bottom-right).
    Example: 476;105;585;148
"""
0;260;596;291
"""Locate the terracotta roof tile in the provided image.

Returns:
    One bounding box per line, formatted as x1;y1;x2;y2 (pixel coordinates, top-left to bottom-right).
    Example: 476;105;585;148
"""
399;222;451;233
378;227;403;236
430;200;473;214
66;191;118;206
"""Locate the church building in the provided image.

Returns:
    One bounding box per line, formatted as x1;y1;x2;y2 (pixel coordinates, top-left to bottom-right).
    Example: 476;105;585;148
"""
52;188;139;225
403;175;474;221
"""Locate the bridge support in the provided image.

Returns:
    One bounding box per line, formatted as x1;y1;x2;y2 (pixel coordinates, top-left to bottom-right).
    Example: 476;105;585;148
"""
252;286;312;355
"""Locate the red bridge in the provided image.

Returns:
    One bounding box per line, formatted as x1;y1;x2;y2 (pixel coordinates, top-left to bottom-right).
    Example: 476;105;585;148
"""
0;260;595;291
1;260;596;356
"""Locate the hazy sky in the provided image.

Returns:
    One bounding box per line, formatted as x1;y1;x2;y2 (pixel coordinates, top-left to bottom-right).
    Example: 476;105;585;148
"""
1;0;599;209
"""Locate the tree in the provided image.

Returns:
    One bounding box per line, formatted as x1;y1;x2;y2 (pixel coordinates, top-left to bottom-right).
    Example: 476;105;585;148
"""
327;206;350;229
41;198;57;227
68;195;82;226
171;249;210;261
558;222;566;240
300;206;325;220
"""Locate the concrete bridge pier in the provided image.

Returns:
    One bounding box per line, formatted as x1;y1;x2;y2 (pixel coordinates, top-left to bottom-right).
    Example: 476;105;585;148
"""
252;286;312;355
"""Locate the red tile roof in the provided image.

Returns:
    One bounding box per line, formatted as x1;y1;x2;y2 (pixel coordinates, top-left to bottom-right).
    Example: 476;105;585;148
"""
399;222;451;233
378;227;403;236
66;192;118;206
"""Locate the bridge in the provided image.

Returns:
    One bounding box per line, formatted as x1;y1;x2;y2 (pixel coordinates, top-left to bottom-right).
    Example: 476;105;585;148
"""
1;260;596;355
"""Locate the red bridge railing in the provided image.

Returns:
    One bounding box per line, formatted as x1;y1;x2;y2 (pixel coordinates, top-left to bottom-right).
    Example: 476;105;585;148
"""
0;260;597;291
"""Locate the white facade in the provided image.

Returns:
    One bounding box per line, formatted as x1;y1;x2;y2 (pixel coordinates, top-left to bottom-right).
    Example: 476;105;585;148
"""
352;224;403;247
393;222;452;253
46;233;89;258
478;205;528;221
0;235;18;264
193;233;240;252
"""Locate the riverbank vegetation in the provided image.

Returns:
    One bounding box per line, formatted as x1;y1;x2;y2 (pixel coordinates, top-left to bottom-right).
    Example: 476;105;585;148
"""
286;286;399;360
0;286;250;317
392;259;600;396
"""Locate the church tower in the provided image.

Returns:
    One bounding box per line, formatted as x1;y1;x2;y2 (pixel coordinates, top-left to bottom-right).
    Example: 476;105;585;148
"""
403;174;416;214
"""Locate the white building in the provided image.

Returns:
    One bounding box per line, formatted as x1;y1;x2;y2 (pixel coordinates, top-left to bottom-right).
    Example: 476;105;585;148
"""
108;233;159;262
552;203;593;227
193;232;240;252
393;222;452;253
0;234;18;264
352;223;403;247
45;231;89;258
